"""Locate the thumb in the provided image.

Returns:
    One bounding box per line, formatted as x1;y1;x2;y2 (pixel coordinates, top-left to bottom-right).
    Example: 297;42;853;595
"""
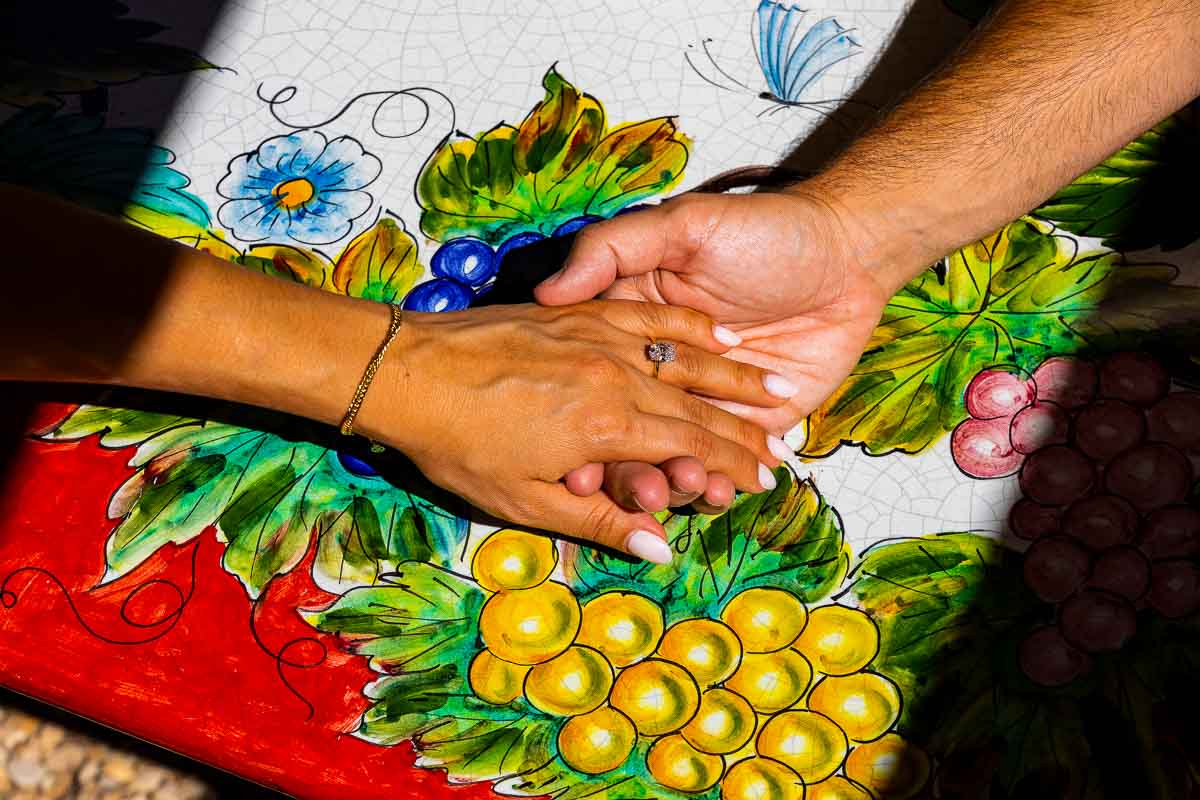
534;203;676;306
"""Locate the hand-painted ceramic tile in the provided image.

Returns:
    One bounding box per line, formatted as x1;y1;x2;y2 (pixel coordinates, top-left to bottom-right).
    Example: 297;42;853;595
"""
3;2;1200;799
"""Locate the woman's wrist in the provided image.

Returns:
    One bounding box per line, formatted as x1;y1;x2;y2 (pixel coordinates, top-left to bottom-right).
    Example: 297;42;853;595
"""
342;304;424;454
115;244;411;442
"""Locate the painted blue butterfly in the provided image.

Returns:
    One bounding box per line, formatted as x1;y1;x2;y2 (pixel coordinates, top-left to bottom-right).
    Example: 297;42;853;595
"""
687;1;863;119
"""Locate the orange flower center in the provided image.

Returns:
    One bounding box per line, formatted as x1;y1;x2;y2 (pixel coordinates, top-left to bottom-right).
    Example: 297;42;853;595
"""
272;177;316;209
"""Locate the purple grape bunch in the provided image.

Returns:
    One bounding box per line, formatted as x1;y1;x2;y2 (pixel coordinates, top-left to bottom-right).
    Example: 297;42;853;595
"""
951;353;1200;687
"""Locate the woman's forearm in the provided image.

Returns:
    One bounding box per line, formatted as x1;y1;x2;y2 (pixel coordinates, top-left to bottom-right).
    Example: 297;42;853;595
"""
0;182;388;429
800;0;1200;292
0;183;787;551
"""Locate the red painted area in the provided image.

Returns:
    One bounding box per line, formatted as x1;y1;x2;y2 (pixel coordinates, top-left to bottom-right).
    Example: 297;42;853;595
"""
0;403;499;800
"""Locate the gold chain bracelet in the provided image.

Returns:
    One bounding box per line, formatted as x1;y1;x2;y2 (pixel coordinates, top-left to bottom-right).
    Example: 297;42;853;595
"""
340;303;403;453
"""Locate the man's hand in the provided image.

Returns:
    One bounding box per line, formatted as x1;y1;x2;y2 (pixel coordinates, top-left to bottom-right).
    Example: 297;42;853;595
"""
538;0;1200;526
536;189;896;513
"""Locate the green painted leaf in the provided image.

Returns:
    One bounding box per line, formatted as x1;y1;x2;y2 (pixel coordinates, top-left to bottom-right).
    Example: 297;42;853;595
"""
0;4;215;108
42;405;469;598
410;702;558;785
844;534;1116;798
100;423;325;595
40;404;199;448
124;202;241;261
312;496;464;594
566;469;850;619
804;218;1192;457
302;563;485;674
845;533;1040;736
417;66;690;244
216;460;321;593
1036;116;1200;251
356;664;462;745
847;534;1200;800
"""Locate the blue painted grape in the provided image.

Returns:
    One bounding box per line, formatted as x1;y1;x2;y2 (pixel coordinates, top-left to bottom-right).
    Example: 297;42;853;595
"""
403;277;473;312
431;237;497;286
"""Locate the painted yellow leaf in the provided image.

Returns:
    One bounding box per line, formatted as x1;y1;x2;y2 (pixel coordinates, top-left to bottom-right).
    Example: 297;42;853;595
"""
331;217;422;302
240;243;332;290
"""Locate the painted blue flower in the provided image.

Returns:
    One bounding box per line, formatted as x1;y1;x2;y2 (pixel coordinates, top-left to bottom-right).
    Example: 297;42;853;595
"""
217;131;381;245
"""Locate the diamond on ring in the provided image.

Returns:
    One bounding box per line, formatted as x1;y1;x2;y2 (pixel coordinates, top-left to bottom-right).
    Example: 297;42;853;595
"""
647;341;677;363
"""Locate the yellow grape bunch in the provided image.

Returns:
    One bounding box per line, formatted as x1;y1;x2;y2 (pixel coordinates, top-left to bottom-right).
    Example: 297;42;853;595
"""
466;529;931;798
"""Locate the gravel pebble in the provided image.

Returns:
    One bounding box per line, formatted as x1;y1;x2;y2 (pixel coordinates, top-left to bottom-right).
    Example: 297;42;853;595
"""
9;755;48;788
101;755;137;786
0;698;252;800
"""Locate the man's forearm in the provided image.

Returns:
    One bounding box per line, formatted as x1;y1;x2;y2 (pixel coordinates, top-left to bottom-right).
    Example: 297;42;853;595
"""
800;0;1200;293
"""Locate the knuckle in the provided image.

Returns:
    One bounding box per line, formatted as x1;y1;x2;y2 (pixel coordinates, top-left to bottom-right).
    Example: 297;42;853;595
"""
685;428;716;461
579;504;620;545
676;306;712;335
548;311;592;339
712;436;756;478
574;224;603;251
581;410;634;447
737;419;767;452
579;352;624;385
669;195;723;251
682;397;715;428
674;349;703;383
630;300;667;333
495;494;537;526
736;362;766;394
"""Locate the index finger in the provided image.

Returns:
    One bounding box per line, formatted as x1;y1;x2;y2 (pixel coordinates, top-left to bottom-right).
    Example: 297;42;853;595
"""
534;205;678;305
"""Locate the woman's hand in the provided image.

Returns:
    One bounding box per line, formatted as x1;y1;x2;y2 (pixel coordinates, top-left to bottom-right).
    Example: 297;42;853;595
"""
0;184;793;562
355;300;796;561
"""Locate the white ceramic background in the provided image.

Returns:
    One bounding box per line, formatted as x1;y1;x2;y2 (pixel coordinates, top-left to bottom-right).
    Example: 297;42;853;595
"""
102;1;1196;553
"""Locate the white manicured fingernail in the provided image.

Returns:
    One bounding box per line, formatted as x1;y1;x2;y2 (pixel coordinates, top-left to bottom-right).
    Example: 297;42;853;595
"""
768;435;792;461
784;420;808;451
759;463;778;491
625;530;673;564
764;373;799;398
713;325;742;347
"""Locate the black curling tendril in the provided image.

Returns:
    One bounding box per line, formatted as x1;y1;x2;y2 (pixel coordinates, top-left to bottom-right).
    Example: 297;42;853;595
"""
247;596;328;722
0;541;200;645
1;543;325;722
255;83;457;142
